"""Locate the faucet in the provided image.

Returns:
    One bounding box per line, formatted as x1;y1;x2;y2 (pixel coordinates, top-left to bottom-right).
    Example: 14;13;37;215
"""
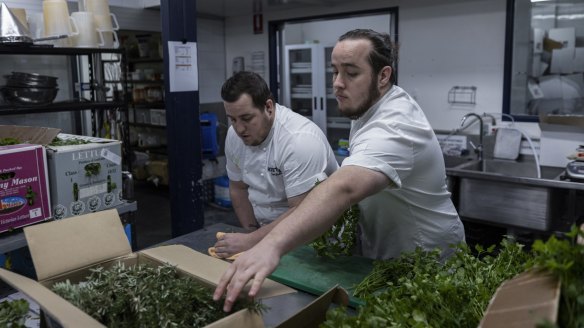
459;113;484;161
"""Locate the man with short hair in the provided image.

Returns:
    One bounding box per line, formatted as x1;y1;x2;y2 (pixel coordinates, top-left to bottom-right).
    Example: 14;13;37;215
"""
212;71;338;258
213;29;465;312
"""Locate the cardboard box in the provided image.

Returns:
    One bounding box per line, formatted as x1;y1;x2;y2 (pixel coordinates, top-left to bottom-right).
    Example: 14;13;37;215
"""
147;159;169;186
539;114;584;167
0;144;51;233
479;270;560;327
0;209;303;327
45;133;123;219
0;125;125;219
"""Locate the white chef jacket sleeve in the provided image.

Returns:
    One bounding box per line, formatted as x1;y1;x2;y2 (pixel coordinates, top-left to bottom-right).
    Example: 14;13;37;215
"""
225;127;243;182
342;122;415;188
281;132;331;198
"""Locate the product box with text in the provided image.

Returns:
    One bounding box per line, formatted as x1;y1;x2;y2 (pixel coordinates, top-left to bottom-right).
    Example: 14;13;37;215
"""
46;133;123;219
0;144;52;233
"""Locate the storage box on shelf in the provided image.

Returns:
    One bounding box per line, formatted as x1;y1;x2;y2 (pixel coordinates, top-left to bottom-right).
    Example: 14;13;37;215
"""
0;143;51;234
2;130;123;222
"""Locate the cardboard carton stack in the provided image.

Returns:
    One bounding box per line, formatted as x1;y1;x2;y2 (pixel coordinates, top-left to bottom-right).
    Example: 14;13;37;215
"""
0;125;124;222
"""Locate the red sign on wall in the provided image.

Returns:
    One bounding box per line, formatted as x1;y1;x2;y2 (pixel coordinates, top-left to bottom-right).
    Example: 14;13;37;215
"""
253;14;263;34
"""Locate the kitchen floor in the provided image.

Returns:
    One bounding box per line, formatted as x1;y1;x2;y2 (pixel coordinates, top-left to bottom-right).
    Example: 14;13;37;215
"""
132;180;239;250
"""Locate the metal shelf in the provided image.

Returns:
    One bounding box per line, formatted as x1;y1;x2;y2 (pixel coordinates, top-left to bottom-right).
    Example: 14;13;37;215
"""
128;57;163;64
0;101;127;115
0;201;137;254
131;102;165;109
130;122;166;129
0;45;123;55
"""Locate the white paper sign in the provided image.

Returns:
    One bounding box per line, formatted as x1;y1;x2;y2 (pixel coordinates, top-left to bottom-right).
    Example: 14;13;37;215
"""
168;41;198;92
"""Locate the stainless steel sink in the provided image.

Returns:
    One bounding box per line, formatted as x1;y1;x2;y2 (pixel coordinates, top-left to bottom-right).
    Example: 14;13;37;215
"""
443;155;473;168
446;159;583;232
452;159;565;180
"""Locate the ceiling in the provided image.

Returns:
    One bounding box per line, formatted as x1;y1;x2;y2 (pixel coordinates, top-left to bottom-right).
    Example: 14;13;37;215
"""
144;0;358;18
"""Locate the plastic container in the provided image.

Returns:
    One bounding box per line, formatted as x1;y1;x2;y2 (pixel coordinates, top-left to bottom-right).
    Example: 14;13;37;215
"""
200;112;219;159
214;176;231;208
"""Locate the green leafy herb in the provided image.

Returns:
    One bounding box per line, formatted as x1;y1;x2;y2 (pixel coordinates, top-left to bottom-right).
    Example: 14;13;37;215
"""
323;239;530;327
49;137;90;146
0;138;20;146
309;180;360;259
530;226;584;328
0;299;30;327
52;262;265;327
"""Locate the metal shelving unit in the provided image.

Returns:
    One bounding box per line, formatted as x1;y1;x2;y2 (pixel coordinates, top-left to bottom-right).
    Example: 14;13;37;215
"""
0;45;137;251
283;44;349;151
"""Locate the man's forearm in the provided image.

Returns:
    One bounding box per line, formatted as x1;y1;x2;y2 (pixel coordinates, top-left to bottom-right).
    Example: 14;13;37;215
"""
230;188;258;230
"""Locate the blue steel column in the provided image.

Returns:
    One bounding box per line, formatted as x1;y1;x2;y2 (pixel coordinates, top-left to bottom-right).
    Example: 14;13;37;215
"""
160;0;204;236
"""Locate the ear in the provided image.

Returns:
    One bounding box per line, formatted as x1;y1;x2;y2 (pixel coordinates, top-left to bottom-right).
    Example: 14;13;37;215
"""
378;66;392;88
265;99;275;115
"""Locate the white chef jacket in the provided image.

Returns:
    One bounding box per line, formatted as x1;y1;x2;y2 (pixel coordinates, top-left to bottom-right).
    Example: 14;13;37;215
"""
226;104;339;222
342;85;465;259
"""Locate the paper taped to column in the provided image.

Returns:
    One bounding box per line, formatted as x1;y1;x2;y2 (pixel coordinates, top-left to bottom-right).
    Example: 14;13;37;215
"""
168;41;198;92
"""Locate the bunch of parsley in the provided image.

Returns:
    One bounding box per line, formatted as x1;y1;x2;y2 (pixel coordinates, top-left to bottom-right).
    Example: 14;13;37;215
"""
323;239;530;327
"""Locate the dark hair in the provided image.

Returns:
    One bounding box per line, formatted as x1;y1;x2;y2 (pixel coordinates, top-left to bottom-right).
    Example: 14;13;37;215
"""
338;29;398;84
221;71;274;110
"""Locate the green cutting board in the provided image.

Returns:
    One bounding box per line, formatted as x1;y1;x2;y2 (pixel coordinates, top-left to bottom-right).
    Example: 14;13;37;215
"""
269;245;374;308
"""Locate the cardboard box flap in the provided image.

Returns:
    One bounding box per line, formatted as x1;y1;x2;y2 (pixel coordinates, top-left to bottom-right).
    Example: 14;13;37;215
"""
0;268;103;327
276;285;349;328
479;270;560;328
140;245;296;299
205;308;264;328
25;209;132;281
0;125;61;145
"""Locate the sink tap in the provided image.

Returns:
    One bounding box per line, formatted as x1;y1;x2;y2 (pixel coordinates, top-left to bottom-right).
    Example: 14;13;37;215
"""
460;113;484;161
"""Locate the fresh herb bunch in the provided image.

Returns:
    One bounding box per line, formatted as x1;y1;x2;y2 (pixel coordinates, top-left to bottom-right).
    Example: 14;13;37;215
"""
0;137;20;146
52;263;265;327
530;226;584;328
0;299;30;327
310;204;360;259
49;137;90;146
323;239;530;327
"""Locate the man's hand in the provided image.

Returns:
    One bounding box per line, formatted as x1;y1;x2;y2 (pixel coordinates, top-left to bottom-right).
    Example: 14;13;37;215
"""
213;232;256;258
213;243;280;312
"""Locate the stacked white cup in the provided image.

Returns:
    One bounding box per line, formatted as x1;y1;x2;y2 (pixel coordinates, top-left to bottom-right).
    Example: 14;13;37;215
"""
42;0;79;47
85;0;119;48
70;11;105;48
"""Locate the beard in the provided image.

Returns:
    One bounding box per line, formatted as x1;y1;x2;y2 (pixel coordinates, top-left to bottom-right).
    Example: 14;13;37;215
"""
340;76;380;120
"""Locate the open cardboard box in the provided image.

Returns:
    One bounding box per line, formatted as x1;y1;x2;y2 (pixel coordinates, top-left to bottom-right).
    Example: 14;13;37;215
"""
0;209;348;327
479;269;561;327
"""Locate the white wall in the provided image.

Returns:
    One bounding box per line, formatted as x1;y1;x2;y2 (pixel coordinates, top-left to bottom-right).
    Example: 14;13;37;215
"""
224;0;541;137
284;15;391;46
197;18;226;103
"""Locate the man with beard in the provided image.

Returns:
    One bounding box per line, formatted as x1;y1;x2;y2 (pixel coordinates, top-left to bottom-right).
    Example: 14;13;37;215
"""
213;29;465;311
212;71;338;258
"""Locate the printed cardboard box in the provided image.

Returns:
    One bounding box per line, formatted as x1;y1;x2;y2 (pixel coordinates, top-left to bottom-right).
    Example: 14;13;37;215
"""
45;133;123;219
0;144;51;233
0;210;347;327
0;125;124;219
